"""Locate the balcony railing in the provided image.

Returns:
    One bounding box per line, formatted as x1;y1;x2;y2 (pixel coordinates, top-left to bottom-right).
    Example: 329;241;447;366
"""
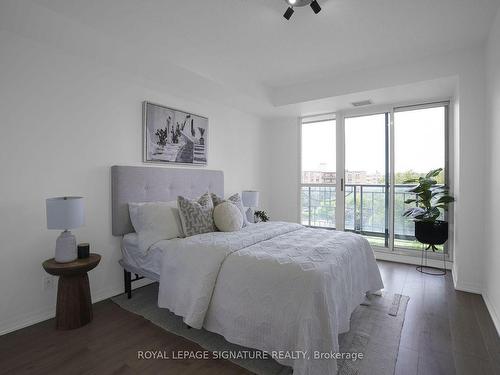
301;184;445;250
301;185;336;228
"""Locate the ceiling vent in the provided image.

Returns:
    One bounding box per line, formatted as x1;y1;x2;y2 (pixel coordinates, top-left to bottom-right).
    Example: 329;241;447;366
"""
351;100;373;107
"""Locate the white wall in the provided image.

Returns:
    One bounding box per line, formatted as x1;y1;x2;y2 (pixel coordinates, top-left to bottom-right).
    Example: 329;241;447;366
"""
266;45;488;295
0;30;269;334
484;7;500;333
266;118;300;222
1;0;497;337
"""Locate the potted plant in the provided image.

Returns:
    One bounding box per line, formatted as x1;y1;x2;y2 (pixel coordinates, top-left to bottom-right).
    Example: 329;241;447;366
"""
198;127;205;145
402;168;454;252
254;210;269;223
155;127;169;153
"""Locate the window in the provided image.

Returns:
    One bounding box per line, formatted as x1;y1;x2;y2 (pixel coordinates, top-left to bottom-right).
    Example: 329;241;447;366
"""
394;105;447;251
299;102;450;255
344;113;389;247
300;115;336;228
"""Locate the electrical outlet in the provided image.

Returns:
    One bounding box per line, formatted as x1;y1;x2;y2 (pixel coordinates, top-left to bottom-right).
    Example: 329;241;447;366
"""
43;275;55;291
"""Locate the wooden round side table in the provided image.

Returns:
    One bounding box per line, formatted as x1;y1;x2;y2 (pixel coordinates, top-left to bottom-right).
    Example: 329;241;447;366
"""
42;254;101;330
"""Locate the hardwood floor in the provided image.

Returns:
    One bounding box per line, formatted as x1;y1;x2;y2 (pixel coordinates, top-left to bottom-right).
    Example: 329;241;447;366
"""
379;261;500;375
0;298;250;375
0;260;498;375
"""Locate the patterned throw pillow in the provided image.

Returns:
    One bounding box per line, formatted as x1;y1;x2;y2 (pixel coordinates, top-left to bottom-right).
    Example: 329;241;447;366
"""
210;193;225;207
211;193;249;227
177;193;215;237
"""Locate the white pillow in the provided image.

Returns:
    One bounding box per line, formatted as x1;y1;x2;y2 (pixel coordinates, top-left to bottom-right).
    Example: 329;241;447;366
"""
163;200;184;237
211;193;249;227
213;201;243;232
128;201;182;253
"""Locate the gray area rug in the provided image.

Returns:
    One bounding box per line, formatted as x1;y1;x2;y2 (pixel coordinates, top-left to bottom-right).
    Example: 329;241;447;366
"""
112;284;409;375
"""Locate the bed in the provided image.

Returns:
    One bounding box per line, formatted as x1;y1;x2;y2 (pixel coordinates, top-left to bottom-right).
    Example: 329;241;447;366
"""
111;165;384;375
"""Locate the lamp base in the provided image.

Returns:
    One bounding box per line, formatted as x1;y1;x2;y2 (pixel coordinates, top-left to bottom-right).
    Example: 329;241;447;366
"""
245;208;255;223
55;230;77;263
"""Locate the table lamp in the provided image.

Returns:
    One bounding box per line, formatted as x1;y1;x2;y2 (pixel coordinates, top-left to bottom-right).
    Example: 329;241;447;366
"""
242;191;259;223
46;197;85;263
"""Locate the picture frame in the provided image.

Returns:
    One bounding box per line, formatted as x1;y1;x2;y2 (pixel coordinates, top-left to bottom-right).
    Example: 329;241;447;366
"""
143;101;208;165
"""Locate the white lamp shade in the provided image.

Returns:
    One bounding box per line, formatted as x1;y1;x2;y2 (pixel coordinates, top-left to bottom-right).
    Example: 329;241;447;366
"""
242;191;259;208
46;197;85;230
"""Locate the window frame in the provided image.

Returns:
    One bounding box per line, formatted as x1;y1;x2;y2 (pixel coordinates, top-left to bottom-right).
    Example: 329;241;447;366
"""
298;100;452;261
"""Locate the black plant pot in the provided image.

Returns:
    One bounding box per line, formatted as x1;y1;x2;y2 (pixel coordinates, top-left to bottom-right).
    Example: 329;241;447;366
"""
415;220;448;246
415;220;448;276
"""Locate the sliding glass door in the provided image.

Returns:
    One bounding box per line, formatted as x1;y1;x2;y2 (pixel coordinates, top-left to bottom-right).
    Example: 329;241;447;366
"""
300;101;449;254
344;113;389;247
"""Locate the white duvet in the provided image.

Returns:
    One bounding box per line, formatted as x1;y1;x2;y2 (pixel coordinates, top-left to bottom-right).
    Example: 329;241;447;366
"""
157;222;384;375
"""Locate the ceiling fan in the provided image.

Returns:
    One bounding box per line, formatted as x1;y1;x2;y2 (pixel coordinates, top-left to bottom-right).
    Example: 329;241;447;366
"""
283;0;322;20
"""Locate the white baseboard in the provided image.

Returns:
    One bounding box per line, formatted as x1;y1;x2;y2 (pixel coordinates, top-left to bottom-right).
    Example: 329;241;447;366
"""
451;265;483;294
482;292;500;336
453;281;483;294
0;283;143;336
452;263;459;287
0;306;56;336
451;263;499;335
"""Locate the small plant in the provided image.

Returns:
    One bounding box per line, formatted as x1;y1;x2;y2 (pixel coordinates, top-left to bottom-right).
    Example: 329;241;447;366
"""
254;210;269;223
402;168;454;222
198;127;206;145
155;127;168;146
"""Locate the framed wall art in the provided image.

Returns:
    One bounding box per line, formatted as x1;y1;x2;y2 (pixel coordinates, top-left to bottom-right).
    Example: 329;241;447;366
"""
143;101;208;165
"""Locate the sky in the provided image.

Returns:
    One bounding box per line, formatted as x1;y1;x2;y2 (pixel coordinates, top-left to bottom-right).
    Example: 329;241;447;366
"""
301;107;445;175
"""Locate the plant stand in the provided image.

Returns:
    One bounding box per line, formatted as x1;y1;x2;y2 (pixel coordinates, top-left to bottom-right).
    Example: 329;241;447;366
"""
416;244;447;276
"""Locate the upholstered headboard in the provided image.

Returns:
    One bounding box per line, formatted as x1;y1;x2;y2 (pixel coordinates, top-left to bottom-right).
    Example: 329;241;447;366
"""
111;165;224;236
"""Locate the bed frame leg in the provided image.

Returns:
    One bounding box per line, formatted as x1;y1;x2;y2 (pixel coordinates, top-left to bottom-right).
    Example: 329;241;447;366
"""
124;270;132;299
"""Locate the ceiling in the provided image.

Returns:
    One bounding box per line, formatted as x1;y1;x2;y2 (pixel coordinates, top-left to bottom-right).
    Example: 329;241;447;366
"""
282;76;458;117
21;0;500;114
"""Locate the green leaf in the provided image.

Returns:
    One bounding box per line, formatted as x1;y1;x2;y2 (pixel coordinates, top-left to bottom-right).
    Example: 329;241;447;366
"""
437;196;455;204
403;207;425;219
402;168;453;219
413;213;426;221
420;190;432;200
426;168;443;178
403;179;419;184
409;186;424;193
429;207;441;220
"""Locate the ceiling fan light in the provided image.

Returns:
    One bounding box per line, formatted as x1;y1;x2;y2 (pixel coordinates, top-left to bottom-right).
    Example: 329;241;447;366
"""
283;7;294;20
310;0;321;14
